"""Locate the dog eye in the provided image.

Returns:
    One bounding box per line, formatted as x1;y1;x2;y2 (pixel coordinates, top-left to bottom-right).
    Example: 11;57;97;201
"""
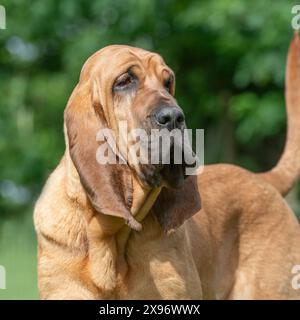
164;76;173;93
114;72;137;91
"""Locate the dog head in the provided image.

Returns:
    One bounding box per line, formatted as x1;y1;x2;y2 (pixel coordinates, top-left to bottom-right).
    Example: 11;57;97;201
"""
64;45;201;232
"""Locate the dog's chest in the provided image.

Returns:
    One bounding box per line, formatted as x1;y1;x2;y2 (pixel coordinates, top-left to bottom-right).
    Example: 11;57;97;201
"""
117;216;202;299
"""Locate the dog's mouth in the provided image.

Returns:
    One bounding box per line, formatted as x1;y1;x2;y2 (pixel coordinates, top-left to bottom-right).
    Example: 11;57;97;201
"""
160;157;186;189
138;157;185;189
137;134;197;190
129;110;199;189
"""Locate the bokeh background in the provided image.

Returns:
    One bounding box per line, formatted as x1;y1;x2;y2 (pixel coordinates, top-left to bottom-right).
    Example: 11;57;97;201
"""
0;0;299;299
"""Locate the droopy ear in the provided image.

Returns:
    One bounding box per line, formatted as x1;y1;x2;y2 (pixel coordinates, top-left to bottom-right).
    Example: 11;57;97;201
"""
64;80;141;231
152;175;201;233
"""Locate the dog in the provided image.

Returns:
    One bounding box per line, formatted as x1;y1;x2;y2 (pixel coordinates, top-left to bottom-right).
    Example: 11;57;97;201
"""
34;35;300;299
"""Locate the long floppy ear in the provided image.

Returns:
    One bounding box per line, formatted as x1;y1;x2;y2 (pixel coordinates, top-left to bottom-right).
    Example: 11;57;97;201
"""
64;80;141;231
152;175;201;233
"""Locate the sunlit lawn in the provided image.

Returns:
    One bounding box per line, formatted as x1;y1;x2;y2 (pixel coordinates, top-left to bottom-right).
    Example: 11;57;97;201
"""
0;208;38;300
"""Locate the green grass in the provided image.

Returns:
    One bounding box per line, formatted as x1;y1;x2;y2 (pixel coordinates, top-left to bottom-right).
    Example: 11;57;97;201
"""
0;209;38;300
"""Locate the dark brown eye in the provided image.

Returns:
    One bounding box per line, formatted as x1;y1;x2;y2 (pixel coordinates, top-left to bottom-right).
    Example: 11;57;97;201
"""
114;72;137;91
164;76;173;93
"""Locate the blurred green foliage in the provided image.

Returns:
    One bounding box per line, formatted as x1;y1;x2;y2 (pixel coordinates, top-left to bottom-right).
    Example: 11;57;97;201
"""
0;0;298;299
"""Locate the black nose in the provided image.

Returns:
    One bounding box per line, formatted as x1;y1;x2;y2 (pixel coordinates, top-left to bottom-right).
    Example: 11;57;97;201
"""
155;107;185;129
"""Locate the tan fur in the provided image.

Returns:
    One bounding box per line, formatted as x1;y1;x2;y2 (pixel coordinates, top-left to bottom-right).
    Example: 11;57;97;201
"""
34;37;300;300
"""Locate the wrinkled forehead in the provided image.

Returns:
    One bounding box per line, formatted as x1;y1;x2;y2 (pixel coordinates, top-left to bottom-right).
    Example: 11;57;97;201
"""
79;45;171;83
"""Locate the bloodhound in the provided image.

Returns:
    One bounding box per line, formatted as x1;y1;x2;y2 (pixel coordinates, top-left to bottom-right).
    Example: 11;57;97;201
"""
34;35;300;299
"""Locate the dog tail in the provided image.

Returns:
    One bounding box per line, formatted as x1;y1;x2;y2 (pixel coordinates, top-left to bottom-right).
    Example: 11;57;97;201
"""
259;34;300;196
